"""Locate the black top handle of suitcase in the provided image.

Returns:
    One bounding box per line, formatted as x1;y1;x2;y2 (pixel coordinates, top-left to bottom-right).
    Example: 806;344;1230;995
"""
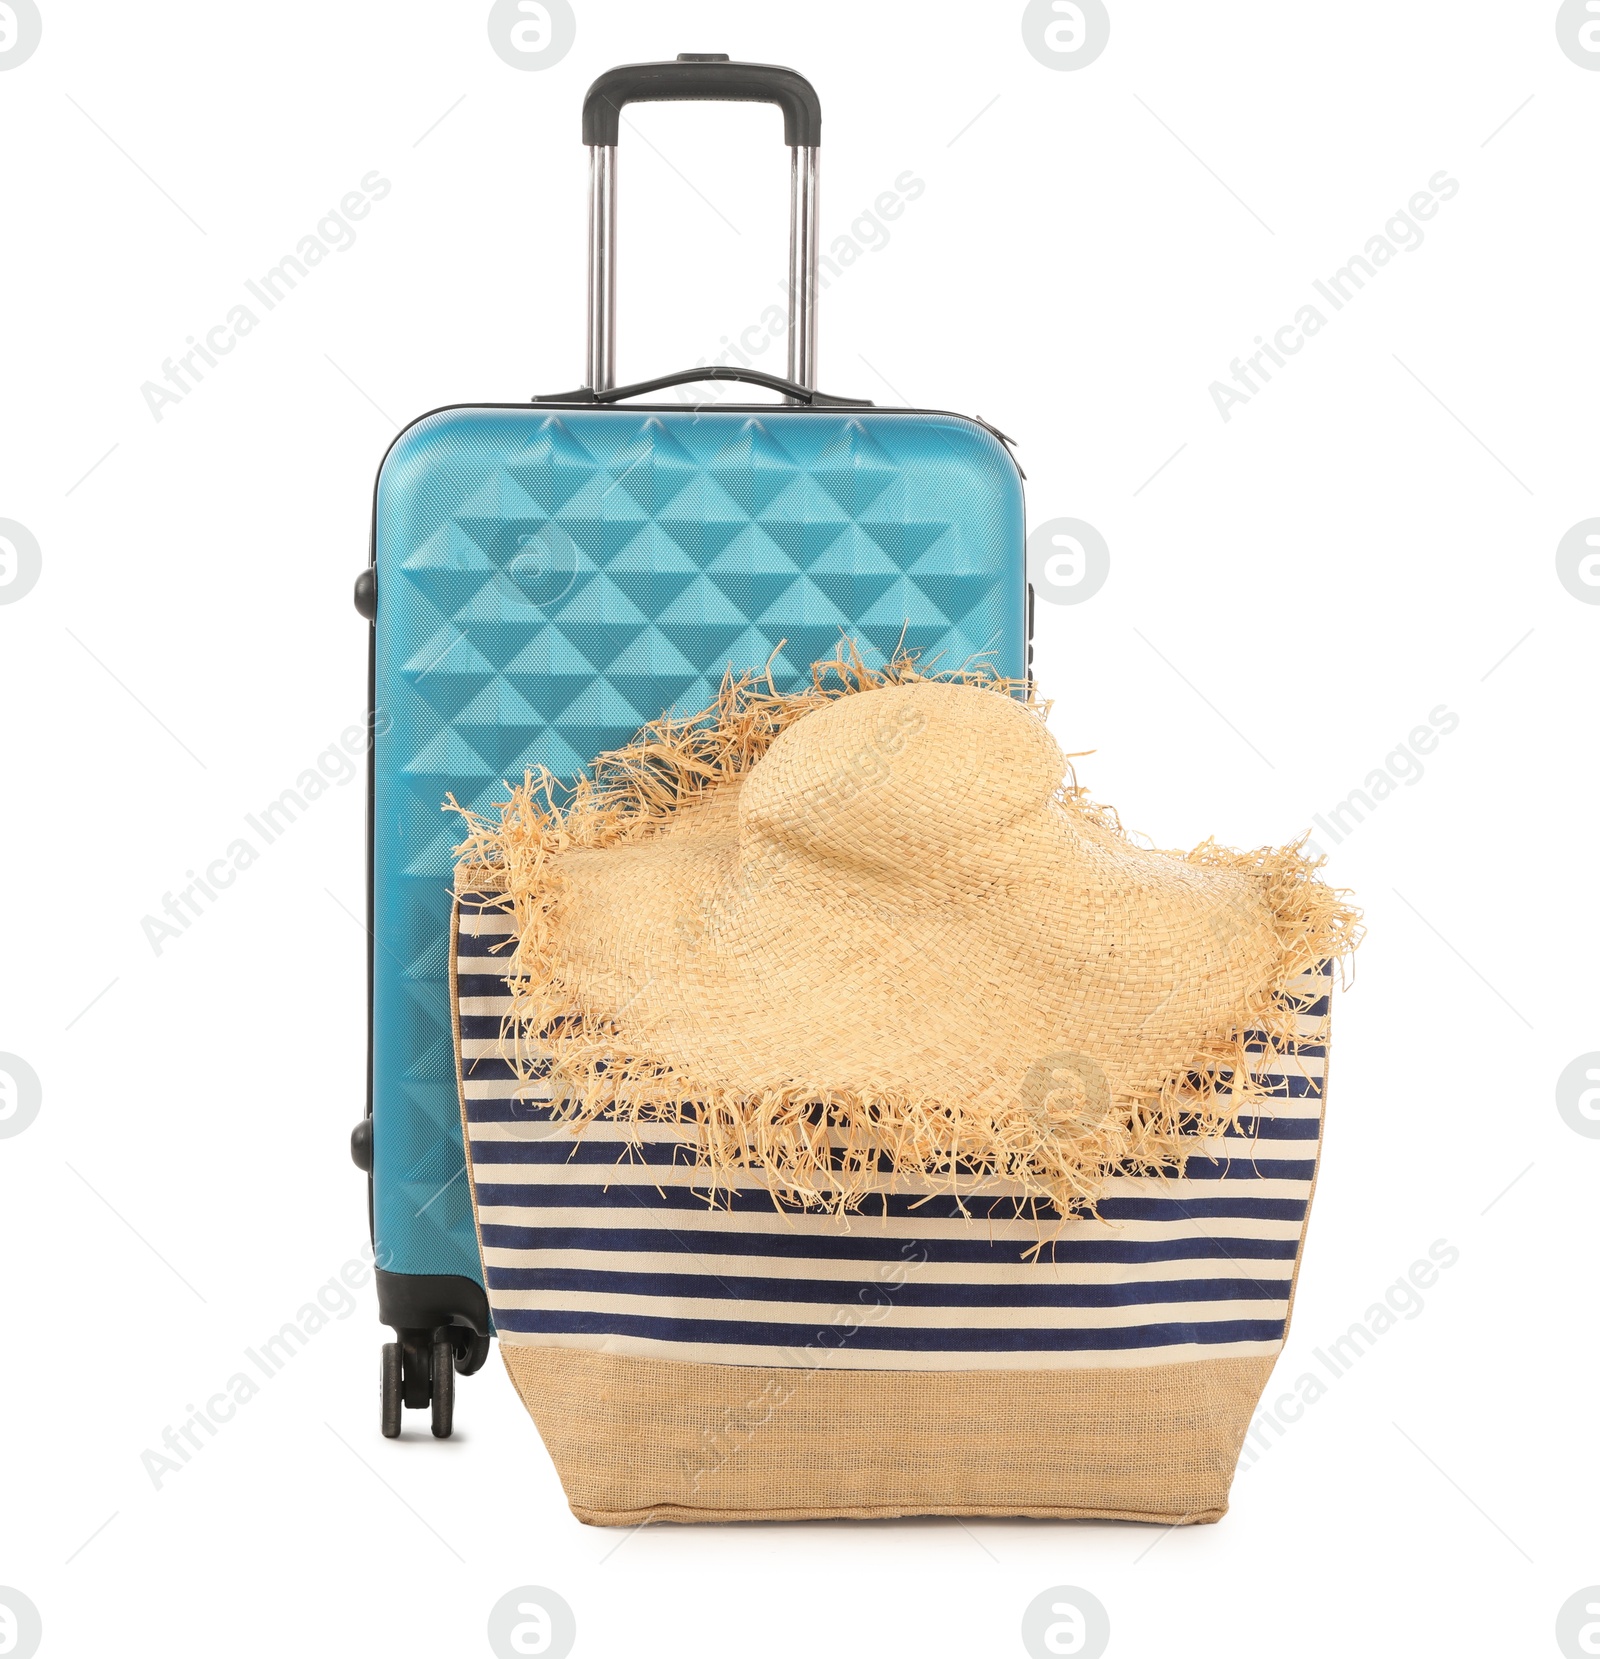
536;54;873;410
582;56;821;148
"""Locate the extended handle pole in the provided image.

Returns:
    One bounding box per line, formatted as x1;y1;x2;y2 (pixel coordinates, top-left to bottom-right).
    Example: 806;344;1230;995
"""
581;55;822;397
586;145;617;393
787;146;819;391
584;142;819;395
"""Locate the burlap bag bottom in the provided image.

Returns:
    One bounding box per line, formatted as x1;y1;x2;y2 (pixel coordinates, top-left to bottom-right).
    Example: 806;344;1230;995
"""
501;1344;1271;1526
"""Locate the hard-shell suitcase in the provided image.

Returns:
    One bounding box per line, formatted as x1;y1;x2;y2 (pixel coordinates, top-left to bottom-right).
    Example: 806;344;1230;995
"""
355;54;1029;1435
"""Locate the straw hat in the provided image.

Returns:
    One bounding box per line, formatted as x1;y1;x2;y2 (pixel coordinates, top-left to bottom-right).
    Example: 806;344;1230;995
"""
453;656;1359;1220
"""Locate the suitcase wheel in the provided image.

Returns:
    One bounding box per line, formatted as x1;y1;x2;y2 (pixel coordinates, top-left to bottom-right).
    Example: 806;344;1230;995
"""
381;1326;473;1439
429;1332;455;1439
380;1327;487;1433
452;1328;492;1377
380;1342;402;1438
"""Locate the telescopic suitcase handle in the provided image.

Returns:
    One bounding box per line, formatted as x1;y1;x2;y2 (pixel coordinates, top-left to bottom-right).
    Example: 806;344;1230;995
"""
582;54;821;397
582;55;821;147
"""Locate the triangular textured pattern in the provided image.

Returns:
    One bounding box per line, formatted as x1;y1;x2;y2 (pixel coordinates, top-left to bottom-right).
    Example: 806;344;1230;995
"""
607;417;701;516
708;419;803;515
371;408;1024;1285
504;418;603;514
705;528;805;618
811;420;900;518
600;524;702;614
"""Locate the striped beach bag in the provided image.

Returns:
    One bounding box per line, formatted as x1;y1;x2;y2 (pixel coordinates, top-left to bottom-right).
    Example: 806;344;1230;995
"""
448;669;1356;1525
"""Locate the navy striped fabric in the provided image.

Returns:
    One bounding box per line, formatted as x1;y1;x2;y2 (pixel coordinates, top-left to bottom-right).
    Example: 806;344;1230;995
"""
453;894;1331;1371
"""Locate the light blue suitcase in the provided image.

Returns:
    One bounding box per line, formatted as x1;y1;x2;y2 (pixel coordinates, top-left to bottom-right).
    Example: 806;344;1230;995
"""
354;54;1029;1436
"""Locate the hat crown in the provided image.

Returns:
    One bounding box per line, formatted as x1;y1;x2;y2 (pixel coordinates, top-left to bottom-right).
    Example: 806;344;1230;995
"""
455;657;1358;1228
736;681;1063;874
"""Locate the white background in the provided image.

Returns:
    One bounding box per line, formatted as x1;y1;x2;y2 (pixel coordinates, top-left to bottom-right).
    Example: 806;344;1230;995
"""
1;2;1595;1655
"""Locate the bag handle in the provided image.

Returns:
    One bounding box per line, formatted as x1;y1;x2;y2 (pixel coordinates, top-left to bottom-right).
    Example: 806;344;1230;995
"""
532;365;871;407
583;55;821;397
582;55;822;148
